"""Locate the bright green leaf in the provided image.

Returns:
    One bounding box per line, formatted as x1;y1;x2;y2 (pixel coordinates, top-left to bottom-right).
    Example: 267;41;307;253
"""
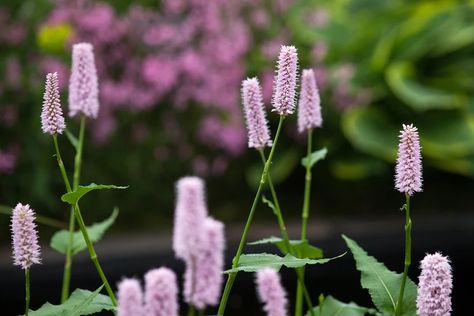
29;286;115;316
61;183;128;205
249;236;323;259
50;208;119;255
301;148;328;168
224;252;344;273
342;235;417;316
305;295;373;316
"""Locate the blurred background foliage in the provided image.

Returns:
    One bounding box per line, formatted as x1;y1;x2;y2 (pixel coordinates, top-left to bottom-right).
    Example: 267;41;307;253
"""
0;0;473;236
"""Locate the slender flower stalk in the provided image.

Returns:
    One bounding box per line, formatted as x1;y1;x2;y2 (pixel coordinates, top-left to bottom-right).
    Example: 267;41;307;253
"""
394;124;422;316
11;203;41;316
117;278;145;316
255;268;288;316
144;268;179;316
69;43;100;119
416;253;453;316
296;68;323;316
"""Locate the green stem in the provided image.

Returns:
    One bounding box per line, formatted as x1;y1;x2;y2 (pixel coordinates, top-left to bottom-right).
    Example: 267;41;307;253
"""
61;116;85;302
53;131;117;306
73;203;118;306
395;194;412;316
296;128;313;316
258;150;315;316
25;268;30;316
53;135;72;193
217;116;285;316
188;305;196;316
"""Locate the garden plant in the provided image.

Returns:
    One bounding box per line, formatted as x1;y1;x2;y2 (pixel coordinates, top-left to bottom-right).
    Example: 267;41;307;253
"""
5;40;454;316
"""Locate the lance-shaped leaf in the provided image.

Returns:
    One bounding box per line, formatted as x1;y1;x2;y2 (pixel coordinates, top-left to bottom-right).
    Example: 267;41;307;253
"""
342;235;417;316
305;295;374;316
50;208;119;255
302;147;328;168
29;286;115;315
65;128;78;149
249;236;323;259
224;252;344;273
62;183;128;205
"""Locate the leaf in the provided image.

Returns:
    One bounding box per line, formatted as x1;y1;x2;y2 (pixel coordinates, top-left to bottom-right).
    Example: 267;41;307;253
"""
29;286;115;316
301;148;328;168
262;195;277;216
61;183;128;205
305;295;373;316
50;208;119;255
224;252;345;273
386;62;469;111
64;129;78;149
342;235;417;316
249;236;323;259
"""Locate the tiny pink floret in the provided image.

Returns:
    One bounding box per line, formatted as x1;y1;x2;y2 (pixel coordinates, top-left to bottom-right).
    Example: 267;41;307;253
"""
297;69;322;133
144;267;179;316
68;43;100;119
255;268;288;316
242;77;272;149
41;72;66;135
395;124;423;195
416;252;453;316
10;203;41;270
272;45;298;116
117;278;145;316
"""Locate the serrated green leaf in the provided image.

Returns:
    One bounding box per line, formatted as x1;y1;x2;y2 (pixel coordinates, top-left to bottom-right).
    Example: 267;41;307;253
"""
29;286;115;316
342;235;417;316
50;208;119;255
262;195;277;215
224;252;344;273
301;148;328;168
305;295;373;316
249;236;323;259
64;129;78;149
61;183;128;205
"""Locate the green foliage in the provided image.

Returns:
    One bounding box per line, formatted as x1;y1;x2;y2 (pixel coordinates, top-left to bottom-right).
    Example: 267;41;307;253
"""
342;235;417;316
37;23;72;55
224;252;345;273
301;148;328;168
29;286;115;316
305;295;373;316
61;184;128;205
50;208;119;255
249;236;323;259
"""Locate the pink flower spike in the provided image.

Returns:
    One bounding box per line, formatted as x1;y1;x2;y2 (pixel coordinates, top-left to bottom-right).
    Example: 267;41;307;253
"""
184;217;226;309
144;267;179;316
416;252;453;316
272;45;298;116
297;69;322;133
68;43;100;119
172;176;208;260
255;268;288;316
395;124;423;196
41;72;66;135
117;278;145;316
11;203;41;270
242;77;272;149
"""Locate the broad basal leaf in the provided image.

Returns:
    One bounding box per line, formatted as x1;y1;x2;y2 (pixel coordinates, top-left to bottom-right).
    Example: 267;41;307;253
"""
224;252;344;273
301;148;328;168
29;286;115;316
249;236;323;259
305;295;373;316
342;235;417;316
50;208;119;255
62;183;128;205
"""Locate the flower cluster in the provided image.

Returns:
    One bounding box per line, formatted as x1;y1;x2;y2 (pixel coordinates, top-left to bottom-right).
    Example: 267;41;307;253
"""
395;124;423;195
41;72;66;135
255;268;288;316
298;69;322;133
